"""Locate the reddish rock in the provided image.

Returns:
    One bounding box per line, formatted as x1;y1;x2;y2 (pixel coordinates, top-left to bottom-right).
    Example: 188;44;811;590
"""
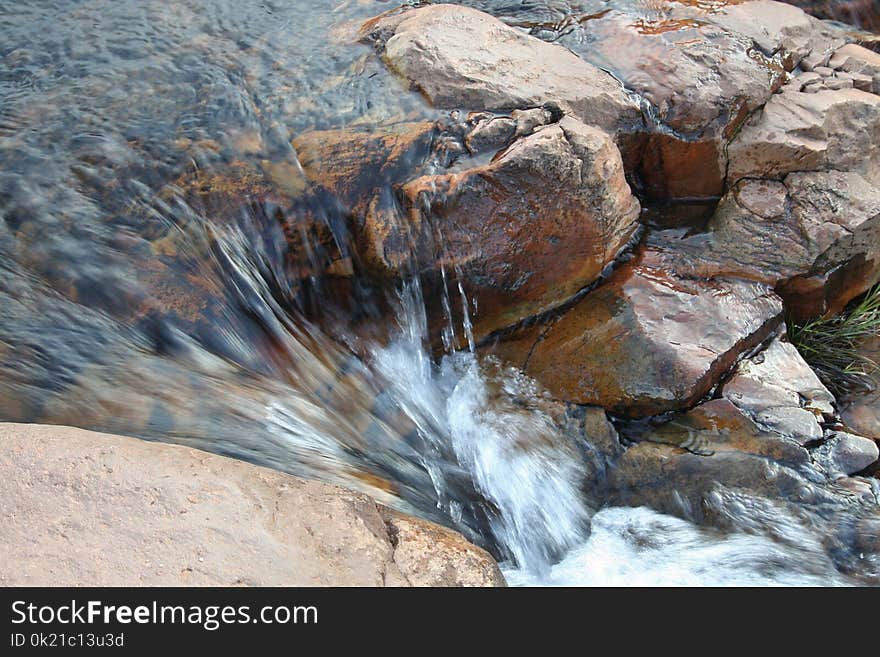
296;115;640;344
543;0;843;199
487;249;783;417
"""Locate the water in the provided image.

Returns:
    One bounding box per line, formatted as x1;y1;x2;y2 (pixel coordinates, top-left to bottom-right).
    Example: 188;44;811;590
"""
505;506;849;586
1;0;878;585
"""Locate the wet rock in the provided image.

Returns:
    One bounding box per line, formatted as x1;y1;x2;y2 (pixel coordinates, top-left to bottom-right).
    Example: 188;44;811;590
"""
722;336;835;443
292;122;438;219
727;87;880;184
609;399;817;517
359;4;642;135
652;170;880;320
814;431;880;474
487;249;783;417
543;0;843;199
0;423;504;586
366;115;640;343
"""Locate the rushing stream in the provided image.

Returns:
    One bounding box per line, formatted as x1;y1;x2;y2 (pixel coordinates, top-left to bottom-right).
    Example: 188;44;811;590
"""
2;0;878;585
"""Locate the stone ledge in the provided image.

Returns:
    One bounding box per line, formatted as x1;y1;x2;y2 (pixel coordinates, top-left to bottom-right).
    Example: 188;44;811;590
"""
0;423;504;587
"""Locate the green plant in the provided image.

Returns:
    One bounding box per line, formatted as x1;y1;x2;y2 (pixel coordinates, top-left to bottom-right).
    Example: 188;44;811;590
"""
787;284;880;397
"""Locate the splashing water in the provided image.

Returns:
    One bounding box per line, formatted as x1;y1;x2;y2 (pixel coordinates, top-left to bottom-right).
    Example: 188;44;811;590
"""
505;506;850;587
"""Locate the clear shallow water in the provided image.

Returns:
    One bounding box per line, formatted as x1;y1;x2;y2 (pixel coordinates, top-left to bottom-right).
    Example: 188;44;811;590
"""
1;0;878;585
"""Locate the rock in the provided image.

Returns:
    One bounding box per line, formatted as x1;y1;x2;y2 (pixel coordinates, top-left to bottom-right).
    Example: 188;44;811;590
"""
541;0;843;199
0;423;504;586
486;248;783;417
608;399;816;515
359;4;641;135
292;122;438;219
651;170;880;320
840;334;880;441
365;115;640;343
837;70;875;92
829;43;880;81
722;336;836;443
781;0;880;33
814;431;880;474
727;87;880;184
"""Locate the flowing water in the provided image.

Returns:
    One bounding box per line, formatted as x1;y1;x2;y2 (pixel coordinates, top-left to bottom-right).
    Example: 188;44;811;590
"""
1;0;878;585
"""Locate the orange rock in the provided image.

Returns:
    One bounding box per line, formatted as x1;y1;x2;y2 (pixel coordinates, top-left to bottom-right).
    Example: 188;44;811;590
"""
486;250;783;417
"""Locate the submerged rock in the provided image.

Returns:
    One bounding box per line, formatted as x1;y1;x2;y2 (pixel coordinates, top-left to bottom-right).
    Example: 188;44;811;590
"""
486;249;783;417
0;423;504;586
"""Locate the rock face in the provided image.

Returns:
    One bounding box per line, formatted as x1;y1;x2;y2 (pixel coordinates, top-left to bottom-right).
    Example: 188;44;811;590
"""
0;423;504;586
295;114;640;344
487;249;783;417
359;4;642;135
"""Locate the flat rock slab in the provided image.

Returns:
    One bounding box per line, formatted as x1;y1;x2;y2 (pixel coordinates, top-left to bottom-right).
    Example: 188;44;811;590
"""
0;423;504;586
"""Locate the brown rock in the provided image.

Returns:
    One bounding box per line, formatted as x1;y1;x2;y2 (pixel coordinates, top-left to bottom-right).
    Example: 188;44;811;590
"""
545;0;842;199
0;423;504;586
359;4;641;135
366;116;640;343
488;249;783;417
292;122;438;218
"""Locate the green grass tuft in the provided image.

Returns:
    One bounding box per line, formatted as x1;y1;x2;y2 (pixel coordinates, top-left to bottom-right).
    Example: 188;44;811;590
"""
787;284;880;397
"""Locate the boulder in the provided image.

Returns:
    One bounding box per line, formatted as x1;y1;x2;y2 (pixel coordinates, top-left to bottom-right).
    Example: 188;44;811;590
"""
541;0;843;198
486;248;783;417
359;4;642;135
722;336;836;444
295;115;640;344
0;423;504;586
651;170;880;320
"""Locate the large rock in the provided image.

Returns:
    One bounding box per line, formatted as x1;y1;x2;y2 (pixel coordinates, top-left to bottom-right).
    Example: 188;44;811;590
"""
0;423;504;586
486;248;783;417
359;4;642;135
652;169;880;320
295;115;640;344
